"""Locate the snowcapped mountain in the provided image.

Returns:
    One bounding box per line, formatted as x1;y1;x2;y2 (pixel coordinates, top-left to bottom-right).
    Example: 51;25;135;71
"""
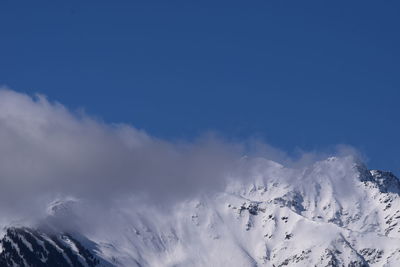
1;156;400;266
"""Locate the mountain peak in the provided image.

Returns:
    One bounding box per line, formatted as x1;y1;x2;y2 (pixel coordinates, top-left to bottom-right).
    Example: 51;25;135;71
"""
0;156;399;266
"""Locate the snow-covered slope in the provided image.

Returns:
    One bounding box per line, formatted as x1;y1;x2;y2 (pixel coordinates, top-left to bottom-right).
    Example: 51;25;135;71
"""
1;156;400;266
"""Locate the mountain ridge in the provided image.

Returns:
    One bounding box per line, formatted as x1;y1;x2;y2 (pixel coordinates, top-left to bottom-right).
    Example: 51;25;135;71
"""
1;156;399;266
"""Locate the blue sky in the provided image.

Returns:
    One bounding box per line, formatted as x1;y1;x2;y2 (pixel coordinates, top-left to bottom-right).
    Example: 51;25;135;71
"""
0;1;399;173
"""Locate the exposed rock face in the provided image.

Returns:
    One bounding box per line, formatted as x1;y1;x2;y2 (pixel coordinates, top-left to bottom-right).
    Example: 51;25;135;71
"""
0;227;100;267
0;156;399;266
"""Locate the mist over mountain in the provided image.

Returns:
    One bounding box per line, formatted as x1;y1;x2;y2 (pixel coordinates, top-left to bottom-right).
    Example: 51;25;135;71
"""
0;89;399;266
1;156;399;267
0;89;356;217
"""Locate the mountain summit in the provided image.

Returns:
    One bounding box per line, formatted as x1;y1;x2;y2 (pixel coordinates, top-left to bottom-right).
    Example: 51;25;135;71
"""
1;156;399;266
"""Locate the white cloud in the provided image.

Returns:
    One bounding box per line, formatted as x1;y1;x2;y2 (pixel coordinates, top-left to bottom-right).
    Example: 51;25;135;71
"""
0;88;363;222
0;89;241;211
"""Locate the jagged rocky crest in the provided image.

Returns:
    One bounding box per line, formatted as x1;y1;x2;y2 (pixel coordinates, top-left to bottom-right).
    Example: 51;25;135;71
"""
0;227;100;267
0;156;400;266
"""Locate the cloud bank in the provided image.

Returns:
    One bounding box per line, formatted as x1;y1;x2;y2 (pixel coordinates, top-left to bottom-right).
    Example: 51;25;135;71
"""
0;89;239;204
0;88;363;222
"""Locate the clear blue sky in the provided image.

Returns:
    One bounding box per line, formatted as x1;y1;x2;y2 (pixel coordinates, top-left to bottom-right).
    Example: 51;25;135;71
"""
0;1;399;173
